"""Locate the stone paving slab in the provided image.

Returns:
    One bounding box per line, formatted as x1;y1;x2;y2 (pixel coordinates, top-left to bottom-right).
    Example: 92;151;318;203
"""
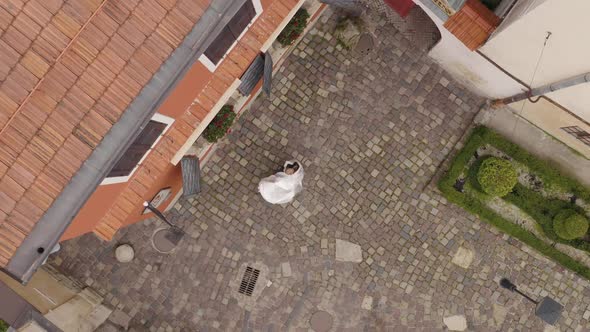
335;239;363;263
360;0;441;50
51;8;590;332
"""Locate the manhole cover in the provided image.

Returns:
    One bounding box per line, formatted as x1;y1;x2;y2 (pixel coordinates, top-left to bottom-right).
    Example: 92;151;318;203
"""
152;228;181;254
355;33;374;56
310;310;333;332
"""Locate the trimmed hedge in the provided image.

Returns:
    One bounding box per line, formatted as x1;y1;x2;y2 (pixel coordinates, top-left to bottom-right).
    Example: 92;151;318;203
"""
477;157;518;197
553;210;589;240
438;126;590;280
474;128;590;201
504;185;590;246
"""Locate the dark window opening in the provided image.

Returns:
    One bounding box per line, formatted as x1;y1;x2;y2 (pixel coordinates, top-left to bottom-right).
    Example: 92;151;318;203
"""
107;120;167;178
203;0;257;65
561;126;590;147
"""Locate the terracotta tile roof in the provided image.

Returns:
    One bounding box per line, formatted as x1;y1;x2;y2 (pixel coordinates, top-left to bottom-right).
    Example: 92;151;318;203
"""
444;0;500;51
0;0;209;266
93;0;301;240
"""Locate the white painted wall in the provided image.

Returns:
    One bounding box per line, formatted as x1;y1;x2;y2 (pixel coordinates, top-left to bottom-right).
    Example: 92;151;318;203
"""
415;1;525;98
508;98;590;159
491;0;547;35
481;0;590;122
416;0;590;157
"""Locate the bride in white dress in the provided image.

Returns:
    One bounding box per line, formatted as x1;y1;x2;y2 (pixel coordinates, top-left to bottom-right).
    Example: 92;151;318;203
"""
258;160;304;204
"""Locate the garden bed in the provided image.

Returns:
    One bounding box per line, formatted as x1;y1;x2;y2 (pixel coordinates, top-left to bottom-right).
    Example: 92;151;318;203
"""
438;126;590;280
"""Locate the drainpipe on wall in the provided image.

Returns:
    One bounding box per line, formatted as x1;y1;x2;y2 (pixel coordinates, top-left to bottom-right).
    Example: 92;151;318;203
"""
492;72;590;107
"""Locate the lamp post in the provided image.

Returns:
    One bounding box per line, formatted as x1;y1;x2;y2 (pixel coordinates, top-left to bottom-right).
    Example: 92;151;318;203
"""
499;278;563;325
144;201;184;253
499;278;538;304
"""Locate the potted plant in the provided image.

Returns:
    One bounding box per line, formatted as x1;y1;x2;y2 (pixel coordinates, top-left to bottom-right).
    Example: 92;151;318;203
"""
203;105;236;143
277;8;310;47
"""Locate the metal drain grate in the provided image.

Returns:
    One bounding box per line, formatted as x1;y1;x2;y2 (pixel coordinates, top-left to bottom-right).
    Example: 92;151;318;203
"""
238;266;260;296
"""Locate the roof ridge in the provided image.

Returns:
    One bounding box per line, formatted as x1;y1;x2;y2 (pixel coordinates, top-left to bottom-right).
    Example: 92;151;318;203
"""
0;0;110;138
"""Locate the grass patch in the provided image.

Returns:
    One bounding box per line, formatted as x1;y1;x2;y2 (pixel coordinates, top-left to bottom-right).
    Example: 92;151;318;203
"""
0;319;9;332
506;185;590;251
438;126;590;280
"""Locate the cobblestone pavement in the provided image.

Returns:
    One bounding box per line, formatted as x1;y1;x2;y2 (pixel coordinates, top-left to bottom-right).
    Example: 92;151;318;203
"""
360;0;441;50
52;9;590;332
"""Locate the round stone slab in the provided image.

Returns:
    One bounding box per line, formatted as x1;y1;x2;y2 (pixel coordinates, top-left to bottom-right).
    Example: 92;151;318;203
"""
152;228;178;254
310;310;333;332
115;244;134;263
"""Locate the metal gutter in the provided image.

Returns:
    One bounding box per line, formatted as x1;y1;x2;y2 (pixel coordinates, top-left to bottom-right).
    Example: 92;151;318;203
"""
494;0;519;19
5;0;248;284
477;48;590;129
494;72;590;105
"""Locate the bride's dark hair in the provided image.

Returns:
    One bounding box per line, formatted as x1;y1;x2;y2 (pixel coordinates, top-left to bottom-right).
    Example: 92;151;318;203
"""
285;162;299;172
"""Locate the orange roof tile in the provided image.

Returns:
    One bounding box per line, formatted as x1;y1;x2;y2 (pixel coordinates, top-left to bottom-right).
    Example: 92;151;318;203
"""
444;0;500;51
0;0;207;266
94;0;300;241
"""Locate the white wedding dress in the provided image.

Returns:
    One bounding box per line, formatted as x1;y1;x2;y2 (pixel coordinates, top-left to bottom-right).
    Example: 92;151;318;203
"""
258;161;304;204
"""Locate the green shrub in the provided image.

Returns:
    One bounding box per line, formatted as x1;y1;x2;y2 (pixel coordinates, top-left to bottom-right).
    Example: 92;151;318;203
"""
203;105;236;143
0;319;9;332
478;127;590;201
438;126;590;281
477;157;518;197
277;9;310;46
553;210;589;240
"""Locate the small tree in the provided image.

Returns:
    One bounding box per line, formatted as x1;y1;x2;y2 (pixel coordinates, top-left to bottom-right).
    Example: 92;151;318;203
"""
553;210;589;240
203;105;236;143
477;157;518;197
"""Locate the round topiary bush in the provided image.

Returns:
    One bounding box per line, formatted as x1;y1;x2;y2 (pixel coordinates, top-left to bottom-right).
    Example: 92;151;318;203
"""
476;157;518;197
553;210;589;240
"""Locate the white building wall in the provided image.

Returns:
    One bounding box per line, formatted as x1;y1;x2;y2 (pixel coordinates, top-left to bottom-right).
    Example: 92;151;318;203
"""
491;0;547;35
480;0;590;122
414;0;525;98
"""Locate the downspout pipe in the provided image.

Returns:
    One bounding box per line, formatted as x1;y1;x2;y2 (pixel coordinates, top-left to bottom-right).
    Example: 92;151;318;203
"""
493;72;590;106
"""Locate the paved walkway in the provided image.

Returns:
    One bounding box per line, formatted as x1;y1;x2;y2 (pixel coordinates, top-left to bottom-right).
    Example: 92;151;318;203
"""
360;0;441;50
51;9;590;332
